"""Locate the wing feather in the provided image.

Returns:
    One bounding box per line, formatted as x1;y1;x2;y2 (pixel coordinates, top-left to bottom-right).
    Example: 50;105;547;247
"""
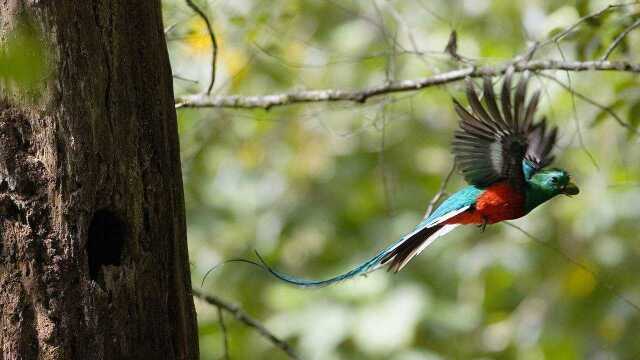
452;72;559;186
501;71;514;128
483;77;507;128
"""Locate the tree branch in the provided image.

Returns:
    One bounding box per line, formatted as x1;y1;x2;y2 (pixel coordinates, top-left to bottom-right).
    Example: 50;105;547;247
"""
216;306;230;360
175;60;640;110
540;2;637;47
601;17;640;60
192;289;300;360
185;0;218;94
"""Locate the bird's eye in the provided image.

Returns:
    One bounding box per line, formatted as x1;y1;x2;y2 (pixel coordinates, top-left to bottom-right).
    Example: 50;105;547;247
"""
550;176;558;184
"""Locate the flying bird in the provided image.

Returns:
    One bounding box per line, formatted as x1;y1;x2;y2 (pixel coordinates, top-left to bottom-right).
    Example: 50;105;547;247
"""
256;71;579;287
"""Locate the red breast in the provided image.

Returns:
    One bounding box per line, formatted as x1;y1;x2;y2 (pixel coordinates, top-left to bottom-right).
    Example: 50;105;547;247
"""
446;182;526;225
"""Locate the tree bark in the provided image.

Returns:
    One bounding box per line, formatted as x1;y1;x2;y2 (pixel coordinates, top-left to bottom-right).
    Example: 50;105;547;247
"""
0;1;198;359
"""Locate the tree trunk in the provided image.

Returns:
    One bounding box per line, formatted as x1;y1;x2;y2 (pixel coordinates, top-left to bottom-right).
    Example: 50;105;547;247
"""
0;1;198;359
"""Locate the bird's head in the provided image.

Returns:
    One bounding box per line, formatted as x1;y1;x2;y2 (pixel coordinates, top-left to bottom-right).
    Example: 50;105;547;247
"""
530;169;579;197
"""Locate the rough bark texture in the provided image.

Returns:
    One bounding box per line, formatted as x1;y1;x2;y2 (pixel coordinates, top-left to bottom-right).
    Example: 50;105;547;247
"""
0;1;198;359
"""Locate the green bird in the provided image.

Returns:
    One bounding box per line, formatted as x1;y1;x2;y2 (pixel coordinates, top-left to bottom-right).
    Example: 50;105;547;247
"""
253;71;579;287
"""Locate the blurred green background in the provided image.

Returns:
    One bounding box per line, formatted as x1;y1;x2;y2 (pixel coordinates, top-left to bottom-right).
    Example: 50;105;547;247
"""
163;0;640;359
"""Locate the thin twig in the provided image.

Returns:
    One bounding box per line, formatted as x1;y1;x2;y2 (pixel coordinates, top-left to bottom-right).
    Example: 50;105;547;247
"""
175;60;640;109
537;72;637;134
505;222;640;314
192;289;300;360
540;2;639;47
251;41;451;69
383;1;453;68
514;41;540;63
415;0;451;25
173;74;200;84
554;44;600;169
370;0;399;54
377;9;397;218
165;22;179;35
328;0;406;52
601;17;640;60
378;103;394;217
217;306;230;360
185;0;218;94
424;162;456;218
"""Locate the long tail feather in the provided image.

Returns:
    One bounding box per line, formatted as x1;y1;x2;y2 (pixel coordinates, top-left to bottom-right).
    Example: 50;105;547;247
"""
255;223;455;288
254;250;388;288
199;233;428;288
201;257;266;287
203;201;473;288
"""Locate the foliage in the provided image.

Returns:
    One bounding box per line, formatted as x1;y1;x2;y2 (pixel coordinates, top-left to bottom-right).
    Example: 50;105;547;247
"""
164;0;640;359
0;19;48;96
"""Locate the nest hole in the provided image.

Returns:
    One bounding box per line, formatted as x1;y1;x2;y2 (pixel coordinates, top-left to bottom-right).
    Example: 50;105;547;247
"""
88;209;126;281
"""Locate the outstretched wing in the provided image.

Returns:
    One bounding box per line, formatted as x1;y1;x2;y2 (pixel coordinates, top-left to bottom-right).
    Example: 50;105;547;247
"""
452;72;558;188
524;117;557;171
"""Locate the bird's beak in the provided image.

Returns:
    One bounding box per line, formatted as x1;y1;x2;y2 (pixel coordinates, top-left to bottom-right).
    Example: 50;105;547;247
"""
563;181;579;196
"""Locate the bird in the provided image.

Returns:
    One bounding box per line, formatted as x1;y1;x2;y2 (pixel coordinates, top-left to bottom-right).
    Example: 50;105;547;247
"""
254;71;579;287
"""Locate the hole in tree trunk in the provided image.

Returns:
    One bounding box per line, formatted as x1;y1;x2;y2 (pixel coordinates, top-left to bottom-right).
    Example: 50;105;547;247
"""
88;209;126;281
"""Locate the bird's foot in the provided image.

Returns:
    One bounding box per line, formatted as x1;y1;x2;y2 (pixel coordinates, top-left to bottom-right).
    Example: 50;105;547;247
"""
477;217;488;232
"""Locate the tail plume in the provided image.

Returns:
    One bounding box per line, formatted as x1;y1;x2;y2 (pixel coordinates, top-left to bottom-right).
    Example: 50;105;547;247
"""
254;223;454;288
382;224;457;272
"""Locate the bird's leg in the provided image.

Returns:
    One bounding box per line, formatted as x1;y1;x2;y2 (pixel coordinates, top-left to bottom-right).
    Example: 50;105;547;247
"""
478;216;488;232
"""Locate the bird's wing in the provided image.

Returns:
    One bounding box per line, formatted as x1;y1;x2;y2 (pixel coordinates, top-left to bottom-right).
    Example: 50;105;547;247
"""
452;72;558;187
524;116;557;172
257;187;482;287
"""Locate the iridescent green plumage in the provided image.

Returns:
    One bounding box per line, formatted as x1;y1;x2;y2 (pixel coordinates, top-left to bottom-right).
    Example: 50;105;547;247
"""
524;168;579;213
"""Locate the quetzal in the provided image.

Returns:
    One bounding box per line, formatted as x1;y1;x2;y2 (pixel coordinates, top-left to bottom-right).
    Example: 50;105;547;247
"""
256;72;579;287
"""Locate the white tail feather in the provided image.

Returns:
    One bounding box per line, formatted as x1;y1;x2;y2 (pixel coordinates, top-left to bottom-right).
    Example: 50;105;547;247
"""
395;224;459;271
